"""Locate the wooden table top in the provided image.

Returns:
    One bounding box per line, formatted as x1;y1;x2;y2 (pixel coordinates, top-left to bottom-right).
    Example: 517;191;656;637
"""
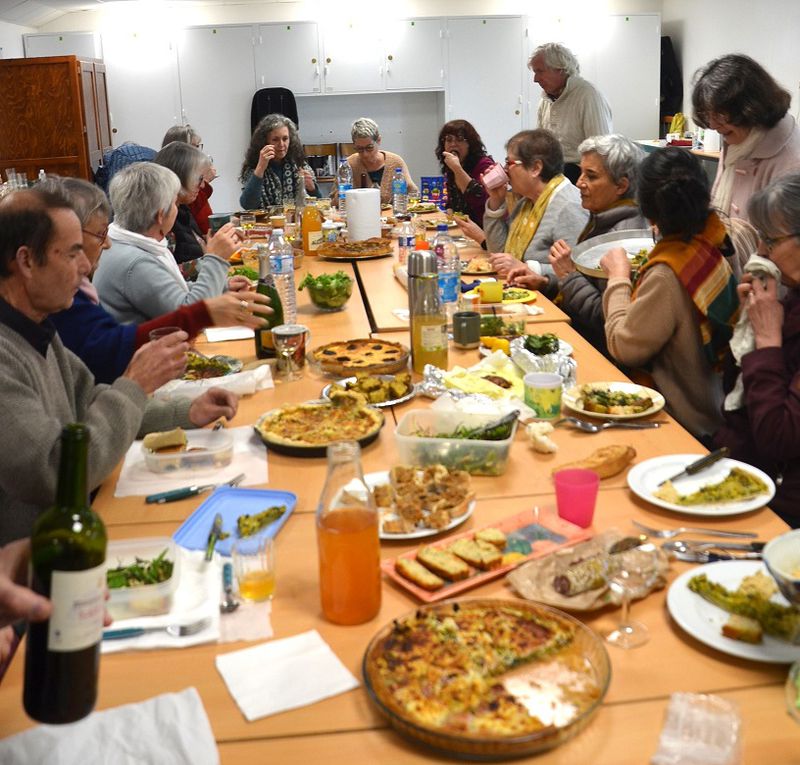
2;245;797;762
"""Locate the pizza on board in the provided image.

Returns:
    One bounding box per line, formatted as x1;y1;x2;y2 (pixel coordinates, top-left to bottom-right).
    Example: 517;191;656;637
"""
317;237;393;259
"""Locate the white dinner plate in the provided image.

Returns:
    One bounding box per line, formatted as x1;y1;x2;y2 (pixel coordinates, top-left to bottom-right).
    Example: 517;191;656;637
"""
364;470;475;541
627;454;775;517
667;560;800;663
562;381;665;420
571;230;654;278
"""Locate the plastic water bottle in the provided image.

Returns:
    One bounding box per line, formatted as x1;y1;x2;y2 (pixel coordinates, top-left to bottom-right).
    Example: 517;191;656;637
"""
392;167;408;215
267;228;297;325
396;215;415;267
433;223;459;325
337;159;353;215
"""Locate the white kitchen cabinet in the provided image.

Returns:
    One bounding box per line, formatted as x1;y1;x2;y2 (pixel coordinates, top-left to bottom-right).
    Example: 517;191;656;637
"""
177;25;256;211
446;17;525;163
24;31;102;60
255;22;321;95
100;29;181;150
321;22;384;93
385;19;444;91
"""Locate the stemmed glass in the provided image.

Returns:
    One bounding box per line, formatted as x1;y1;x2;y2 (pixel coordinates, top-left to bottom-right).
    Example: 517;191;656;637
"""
272;324;308;381
605;544;660;649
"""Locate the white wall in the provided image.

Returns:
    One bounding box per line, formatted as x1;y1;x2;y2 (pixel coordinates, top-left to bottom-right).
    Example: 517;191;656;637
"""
0;20;35;58
662;0;800;126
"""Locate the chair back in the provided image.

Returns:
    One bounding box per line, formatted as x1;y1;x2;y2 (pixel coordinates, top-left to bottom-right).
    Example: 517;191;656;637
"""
250;88;299;133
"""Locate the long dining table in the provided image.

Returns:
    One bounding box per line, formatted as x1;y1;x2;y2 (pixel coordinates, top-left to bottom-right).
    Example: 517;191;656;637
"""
1;230;797;762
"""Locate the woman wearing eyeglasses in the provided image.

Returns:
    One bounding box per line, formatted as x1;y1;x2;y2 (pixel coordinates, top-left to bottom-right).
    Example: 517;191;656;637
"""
483;129;587;284
715;173;800;527
334;117;418;206
47;176;270;384
435;120;494;227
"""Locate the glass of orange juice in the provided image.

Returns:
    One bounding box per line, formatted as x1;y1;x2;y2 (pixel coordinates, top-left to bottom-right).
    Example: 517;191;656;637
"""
232;536;275;601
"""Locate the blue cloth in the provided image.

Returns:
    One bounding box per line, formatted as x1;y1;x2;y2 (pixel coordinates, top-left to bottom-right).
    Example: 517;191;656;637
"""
50;291;137;384
94;143;157;193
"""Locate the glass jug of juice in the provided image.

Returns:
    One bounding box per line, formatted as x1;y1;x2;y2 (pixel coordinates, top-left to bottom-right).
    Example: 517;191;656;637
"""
316;441;381;625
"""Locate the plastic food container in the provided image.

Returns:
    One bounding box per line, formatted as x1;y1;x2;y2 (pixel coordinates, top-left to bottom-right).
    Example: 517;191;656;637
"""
142;429;234;474
106;537;180;620
395;409;518;476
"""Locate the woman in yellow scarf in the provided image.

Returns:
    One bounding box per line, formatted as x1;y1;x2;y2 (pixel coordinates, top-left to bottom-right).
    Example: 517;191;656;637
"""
483;129;587;283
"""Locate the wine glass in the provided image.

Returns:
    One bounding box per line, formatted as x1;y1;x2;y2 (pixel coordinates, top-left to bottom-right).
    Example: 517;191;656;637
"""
605;544;660;649
272;324;308;381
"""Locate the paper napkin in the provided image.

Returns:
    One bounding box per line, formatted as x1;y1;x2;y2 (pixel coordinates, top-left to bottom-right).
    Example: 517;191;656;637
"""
0;688;218;765
114;426;267;498
215;629;359;721
204;326;255;342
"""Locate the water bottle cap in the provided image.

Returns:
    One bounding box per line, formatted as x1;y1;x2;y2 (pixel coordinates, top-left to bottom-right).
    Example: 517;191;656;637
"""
436;223;448;231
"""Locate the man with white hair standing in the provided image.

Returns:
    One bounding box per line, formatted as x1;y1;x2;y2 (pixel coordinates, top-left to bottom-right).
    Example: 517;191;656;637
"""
529;42;612;184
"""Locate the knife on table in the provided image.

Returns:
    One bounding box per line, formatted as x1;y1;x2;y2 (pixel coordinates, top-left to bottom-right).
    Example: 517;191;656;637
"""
145;473;245;504
672;550;763;564
658;448;730;486
205;513;224;561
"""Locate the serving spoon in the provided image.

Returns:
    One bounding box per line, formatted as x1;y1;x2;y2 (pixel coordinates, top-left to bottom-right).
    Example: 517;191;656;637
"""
556;416;667;433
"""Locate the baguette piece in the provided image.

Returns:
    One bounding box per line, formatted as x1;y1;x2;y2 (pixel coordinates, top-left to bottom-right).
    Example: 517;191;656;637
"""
475;528;507;549
552;445;636;479
721;613;763;644
142;427;187;453
395;558;445;591
416;546;471;581
449;538;503;571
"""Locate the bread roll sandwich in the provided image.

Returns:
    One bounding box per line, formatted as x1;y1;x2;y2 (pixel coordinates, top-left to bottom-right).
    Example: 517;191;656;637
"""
552;445;636;479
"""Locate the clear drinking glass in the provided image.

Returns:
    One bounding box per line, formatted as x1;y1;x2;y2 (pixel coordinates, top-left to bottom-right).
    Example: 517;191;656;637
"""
271;324;309;381
239;213;256;242
605;544;660;649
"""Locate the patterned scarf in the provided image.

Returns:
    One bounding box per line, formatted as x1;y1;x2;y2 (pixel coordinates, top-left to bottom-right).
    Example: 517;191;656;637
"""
634;211;739;365
258;160;302;207
505;174;566;259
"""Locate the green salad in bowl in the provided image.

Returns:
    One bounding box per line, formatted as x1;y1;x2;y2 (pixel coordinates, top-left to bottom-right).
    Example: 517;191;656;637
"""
299;271;354;311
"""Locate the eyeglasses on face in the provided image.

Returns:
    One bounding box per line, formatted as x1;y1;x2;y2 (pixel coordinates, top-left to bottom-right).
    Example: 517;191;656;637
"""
354;143;376;153
504;158;523;171
82;227;109;242
760;231;800;251
444;135;467;144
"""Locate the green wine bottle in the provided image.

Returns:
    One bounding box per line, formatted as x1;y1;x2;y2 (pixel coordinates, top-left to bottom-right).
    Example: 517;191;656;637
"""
254;243;284;360
23;423;107;724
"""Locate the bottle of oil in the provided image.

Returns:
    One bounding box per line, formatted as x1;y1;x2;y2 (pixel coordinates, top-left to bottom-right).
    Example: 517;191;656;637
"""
408;245;448;374
23;424;106;724
254;243;284;359
301;200;323;257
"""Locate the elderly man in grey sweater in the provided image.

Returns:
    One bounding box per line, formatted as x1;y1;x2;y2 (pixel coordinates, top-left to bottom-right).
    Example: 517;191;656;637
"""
0;188;239;545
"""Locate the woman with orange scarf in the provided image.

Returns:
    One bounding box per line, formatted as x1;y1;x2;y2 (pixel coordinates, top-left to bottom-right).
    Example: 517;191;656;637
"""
483;129;587;289
600;148;740;441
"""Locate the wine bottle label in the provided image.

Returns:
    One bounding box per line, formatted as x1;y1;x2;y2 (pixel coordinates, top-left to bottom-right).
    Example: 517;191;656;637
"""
420;322;447;350
47;563;105;652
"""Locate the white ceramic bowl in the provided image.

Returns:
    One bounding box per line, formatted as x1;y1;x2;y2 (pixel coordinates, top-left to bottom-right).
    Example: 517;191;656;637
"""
763;528;800;606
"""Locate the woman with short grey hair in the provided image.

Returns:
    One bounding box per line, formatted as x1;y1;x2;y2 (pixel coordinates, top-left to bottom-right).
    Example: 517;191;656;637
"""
716;172;800;528
239;113;319;208
335;116;418;205
506;133;646;356
94;162;248;323
154;141;214;263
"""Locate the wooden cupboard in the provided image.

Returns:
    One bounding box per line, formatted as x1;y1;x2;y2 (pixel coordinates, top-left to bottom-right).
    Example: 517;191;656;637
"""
0;55;112;182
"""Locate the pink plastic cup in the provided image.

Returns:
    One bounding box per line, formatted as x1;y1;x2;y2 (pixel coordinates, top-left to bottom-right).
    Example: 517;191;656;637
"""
553;469;600;528
481;162;509;190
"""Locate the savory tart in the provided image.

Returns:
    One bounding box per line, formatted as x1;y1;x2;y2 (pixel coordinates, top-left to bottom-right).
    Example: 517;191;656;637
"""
579;384;653;415
364;600;601;740
312;338;410;376
255;390;384;449
654;467;769;506
317;237;393;259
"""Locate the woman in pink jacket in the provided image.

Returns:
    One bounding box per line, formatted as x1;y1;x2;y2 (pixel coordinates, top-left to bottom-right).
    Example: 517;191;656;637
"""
692;54;800;222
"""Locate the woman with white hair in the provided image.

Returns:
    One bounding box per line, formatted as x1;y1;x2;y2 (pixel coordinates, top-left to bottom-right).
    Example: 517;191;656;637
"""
162;124;217;235
94;163;247;323
239;113;319;208
335;117;418;205
507;134;647;352
529;42;612;183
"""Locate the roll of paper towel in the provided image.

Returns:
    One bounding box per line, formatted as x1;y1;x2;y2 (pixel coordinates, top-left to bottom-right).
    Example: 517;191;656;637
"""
702;129;720;152
345;188;381;241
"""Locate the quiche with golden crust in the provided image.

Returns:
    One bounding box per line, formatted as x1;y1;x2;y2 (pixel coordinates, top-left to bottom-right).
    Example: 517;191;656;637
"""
364;601;592;739
312;338;409;376
317;237;392;259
